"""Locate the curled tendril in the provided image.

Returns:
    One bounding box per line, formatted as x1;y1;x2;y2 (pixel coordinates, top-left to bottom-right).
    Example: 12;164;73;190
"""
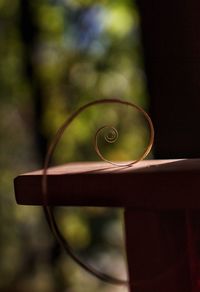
42;98;154;286
103;126;119;144
95;125;119;165
93;103;154;167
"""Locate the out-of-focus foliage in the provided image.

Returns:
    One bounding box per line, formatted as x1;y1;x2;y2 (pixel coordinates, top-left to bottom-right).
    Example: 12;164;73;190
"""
0;0;149;291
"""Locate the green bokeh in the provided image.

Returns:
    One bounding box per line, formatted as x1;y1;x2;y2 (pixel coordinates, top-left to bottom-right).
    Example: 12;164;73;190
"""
0;0;149;291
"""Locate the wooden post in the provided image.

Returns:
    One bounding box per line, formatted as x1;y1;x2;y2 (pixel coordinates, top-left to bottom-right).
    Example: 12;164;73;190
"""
125;210;191;291
130;2;200;291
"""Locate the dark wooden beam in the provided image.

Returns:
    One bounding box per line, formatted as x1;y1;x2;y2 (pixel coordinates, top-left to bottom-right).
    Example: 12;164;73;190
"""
14;159;200;209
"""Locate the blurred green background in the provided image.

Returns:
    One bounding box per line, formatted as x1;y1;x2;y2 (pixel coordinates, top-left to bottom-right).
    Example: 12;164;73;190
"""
0;0;150;291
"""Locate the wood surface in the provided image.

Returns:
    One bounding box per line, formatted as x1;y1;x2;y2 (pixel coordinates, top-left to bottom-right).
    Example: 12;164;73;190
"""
14;159;200;291
125;209;192;292
14;159;200;209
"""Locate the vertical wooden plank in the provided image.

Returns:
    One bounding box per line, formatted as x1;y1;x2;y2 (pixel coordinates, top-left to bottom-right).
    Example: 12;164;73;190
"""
137;0;200;158
124;209;191;292
134;1;200;290
186;212;200;292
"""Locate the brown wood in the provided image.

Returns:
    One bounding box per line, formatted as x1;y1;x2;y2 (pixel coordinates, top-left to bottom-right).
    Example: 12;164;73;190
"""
137;0;200;158
133;1;200;290
125;210;194;292
15;159;200;209
14;159;200;291
15;1;200;290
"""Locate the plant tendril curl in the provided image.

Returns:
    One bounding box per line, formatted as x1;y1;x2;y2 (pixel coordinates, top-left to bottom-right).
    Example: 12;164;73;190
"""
42;98;154;286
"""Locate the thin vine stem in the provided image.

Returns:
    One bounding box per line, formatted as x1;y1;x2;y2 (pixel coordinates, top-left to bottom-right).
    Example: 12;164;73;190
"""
42;98;154;285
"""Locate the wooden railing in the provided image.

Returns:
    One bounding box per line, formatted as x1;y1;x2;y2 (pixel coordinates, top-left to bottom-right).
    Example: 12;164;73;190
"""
14;159;200;291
